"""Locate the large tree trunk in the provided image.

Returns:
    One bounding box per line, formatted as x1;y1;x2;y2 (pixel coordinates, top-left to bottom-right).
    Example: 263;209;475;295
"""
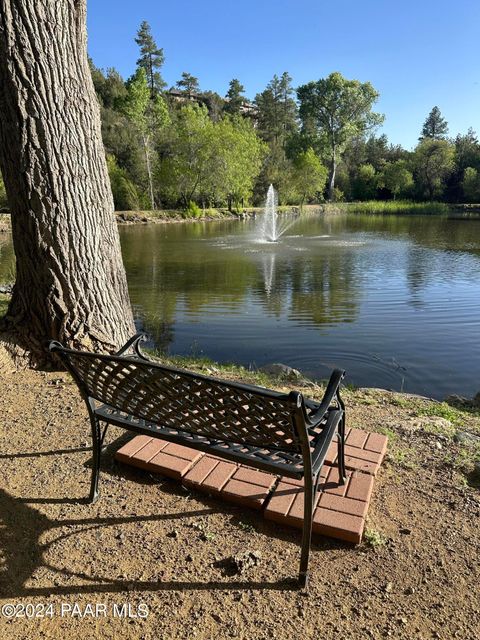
0;0;135;363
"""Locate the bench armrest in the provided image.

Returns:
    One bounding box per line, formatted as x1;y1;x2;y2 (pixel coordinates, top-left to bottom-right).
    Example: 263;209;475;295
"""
306;368;345;428
115;333;149;359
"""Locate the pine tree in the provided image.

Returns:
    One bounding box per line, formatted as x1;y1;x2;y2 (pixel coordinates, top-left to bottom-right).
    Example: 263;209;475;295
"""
224;79;246;115
176;72;200;96
420;106;448;140
255;72;297;145
135;21;166;95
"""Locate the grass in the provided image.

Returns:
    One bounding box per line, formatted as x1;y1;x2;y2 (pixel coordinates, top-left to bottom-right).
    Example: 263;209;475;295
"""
375;426;418;469
387;445;418;470
145;347;335;396
376;426;398;442
363;528;388;548
324;200;451;215
389;396;411;408
415;402;466;432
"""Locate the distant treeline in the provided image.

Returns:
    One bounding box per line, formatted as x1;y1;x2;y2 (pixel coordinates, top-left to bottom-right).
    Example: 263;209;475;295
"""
2;21;479;213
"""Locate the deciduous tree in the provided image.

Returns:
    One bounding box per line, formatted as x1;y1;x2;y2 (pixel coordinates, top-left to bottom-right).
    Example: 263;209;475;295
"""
122;68;170;209
212;116;267;211
413;139;454;199
157;104;215;207
378;160;414;200
0;0;135;361
352;163;377;200
297;72;384;200
462;167;480;202
291;148;328;208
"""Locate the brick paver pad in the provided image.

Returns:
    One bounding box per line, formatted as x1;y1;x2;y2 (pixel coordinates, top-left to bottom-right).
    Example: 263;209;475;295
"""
115;428;387;544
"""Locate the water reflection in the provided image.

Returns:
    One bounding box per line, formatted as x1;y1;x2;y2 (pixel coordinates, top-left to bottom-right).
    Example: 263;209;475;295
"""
117;215;480;398
1;214;480;398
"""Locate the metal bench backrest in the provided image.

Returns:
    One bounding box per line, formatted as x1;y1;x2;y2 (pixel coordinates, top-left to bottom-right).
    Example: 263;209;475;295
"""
52;346;304;452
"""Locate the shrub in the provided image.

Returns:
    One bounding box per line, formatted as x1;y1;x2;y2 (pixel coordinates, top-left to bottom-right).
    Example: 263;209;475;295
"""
183;200;202;219
106;155;141;211
332;186;344;202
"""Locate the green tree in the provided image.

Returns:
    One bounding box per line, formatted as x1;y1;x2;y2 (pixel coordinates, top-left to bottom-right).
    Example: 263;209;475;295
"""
89;60;127;109
201;91;225;122
89;62;146;193
253;140;294;204
106;155;142;210
158;106;266;210
135;21;166;95
352;163;377;200
176;72;200;96
122;68;170;209
224;79;246;115
297;72;384;200
448;128;480;201
291;148;328;208
413;138;454;199
378;160;414;199
420;106;448;141
255;72;297;146
212;116;267;210
254;72;298;205
157;104;216;207
462;167;480;202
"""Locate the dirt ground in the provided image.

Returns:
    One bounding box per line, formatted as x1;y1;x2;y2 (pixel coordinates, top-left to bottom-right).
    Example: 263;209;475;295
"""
0;367;479;640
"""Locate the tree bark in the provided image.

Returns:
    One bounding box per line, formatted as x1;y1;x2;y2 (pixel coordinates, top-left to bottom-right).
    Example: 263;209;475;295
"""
142;133;155;210
328;150;337;201
0;0;135;362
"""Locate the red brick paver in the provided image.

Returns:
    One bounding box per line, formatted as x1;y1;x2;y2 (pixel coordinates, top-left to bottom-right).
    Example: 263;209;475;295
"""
183;455;276;510
115;426;386;543
324;428;388;476
115;436;202;479
263;467;374;543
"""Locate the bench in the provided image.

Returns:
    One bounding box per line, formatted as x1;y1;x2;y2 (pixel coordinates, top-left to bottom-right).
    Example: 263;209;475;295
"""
48;333;346;587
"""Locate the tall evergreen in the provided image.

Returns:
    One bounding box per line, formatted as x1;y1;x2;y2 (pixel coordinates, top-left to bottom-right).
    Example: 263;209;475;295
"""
420;106;448;140
176;72;200;96
224;79;246;115
135;21;166;95
255;72;297;146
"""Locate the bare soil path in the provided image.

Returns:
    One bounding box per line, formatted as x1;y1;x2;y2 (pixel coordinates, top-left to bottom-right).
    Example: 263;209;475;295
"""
0;368;479;640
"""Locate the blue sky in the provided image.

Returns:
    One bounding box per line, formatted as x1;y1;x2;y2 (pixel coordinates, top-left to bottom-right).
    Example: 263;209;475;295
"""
87;0;480;149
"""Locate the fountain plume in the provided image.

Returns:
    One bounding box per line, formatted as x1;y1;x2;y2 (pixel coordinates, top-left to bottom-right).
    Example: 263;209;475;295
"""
255;185;296;242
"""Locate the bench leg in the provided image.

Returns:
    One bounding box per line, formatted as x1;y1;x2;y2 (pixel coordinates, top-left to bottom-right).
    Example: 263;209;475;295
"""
337;413;347;485
299;474;314;588
88;415;102;504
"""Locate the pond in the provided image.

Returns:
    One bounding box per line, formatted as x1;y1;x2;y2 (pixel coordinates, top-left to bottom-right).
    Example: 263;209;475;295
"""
1;213;480;399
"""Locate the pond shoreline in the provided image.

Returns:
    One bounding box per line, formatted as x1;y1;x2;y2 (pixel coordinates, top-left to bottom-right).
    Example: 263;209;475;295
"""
2;202;480;233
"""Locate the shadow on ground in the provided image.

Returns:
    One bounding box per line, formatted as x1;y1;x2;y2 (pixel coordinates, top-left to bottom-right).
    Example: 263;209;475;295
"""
0;436;344;598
